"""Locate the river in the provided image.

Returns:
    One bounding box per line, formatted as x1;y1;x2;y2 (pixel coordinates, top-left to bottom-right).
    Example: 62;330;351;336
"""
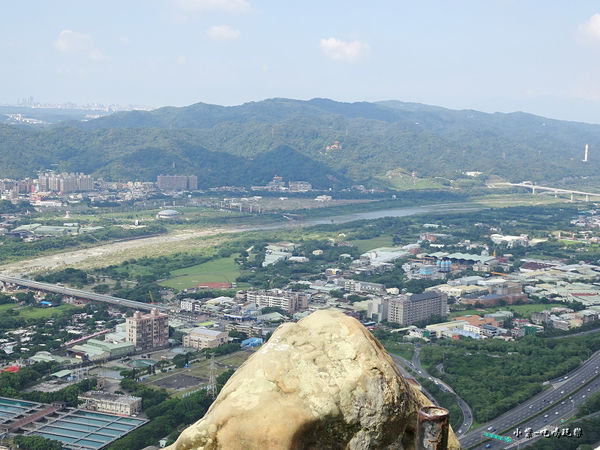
0;201;487;275
251;202;487;230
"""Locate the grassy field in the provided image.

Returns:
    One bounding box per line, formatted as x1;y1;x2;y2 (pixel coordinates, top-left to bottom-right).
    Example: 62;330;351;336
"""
350;235;394;253
159;255;244;290
449;303;566;319
0;303;78;320
384;175;446;191
385;342;414;361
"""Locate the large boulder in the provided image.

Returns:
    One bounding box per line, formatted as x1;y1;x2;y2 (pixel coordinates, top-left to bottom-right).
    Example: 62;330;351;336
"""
168;310;460;449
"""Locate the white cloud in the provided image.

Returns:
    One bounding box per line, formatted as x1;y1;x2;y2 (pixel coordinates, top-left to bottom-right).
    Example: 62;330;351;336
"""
319;37;370;63
53;30;92;53
172;0;250;13
52;30;107;60
206;25;240;40
88;49;108;61
175;55;187;65
577;13;600;43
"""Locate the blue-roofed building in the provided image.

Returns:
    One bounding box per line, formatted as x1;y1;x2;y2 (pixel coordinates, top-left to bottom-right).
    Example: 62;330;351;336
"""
241;337;263;348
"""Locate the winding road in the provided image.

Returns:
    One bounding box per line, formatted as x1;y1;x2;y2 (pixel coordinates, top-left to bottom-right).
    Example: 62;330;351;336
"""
391;347;474;436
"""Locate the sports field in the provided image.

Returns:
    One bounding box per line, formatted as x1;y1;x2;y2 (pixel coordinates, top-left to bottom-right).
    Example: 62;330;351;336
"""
350;235;394;254
159;256;242;290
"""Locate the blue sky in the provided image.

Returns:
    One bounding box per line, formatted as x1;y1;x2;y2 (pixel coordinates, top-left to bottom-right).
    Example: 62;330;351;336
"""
3;1;600;123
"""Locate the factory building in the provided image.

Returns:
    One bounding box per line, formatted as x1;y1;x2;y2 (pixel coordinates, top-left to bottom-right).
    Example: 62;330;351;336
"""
78;391;142;416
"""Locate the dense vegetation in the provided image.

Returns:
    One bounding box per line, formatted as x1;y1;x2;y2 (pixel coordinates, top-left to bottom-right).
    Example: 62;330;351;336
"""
421;332;600;422
12;435;63;450
3;98;600;187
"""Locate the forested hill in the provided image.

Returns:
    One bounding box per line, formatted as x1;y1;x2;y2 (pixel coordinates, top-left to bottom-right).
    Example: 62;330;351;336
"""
2;98;600;187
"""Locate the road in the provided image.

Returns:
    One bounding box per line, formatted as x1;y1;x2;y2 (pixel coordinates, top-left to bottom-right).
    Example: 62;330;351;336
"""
412;346;474;435
0;274;166;312
547;327;600;340
391;354;438;405
391;348;474;436
460;350;600;449
489;182;600;200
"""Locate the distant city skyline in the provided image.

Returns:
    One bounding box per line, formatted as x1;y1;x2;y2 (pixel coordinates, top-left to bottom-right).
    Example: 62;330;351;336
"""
3;1;600;123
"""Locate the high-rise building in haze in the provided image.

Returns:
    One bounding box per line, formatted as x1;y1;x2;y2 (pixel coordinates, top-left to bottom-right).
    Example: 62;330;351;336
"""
157;175;198;191
38;172;94;193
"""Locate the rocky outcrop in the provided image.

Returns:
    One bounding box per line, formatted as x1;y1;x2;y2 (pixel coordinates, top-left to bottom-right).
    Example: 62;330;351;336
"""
168;310;460;449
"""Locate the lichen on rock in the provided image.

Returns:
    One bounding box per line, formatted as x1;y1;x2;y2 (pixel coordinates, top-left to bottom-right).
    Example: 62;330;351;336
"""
167;310;460;449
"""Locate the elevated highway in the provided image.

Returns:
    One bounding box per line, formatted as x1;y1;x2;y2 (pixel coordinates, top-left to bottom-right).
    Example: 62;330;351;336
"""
490;182;600;201
460;349;600;448
0;274;167;312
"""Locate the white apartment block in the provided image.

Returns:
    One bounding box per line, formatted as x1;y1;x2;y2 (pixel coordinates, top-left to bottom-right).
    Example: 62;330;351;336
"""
246;289;309;314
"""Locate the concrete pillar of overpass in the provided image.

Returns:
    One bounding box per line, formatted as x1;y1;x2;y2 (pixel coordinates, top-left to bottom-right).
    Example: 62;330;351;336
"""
571;193;574;202
416;406;449;450
532;187;536;195
586;194;590;202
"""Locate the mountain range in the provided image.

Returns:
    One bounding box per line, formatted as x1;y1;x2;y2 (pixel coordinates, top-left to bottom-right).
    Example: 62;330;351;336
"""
2;98;600;189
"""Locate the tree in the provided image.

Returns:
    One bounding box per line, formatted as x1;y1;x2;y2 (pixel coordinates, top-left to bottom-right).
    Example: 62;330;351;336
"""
15;291;35;305
216;369;235;391
13;435;63;450
260;306;287;315
329;289;344;299
228;330;248;341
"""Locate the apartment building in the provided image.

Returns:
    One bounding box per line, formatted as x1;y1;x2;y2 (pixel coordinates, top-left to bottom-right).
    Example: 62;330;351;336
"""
387;290;448;326
38;172;94;193
125;308;169;349
246;289;309;314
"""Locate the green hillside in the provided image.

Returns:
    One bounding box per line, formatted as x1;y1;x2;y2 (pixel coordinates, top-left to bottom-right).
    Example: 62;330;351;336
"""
2;98;600;188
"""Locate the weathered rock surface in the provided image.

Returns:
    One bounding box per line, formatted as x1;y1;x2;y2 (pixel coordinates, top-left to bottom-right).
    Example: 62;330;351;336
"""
168;310;460;449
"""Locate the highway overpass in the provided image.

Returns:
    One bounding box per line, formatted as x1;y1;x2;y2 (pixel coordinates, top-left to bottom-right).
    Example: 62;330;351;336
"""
490;182;600;201
0;274;167;312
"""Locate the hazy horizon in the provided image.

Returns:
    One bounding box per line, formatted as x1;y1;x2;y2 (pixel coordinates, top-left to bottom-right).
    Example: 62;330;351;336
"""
3;1;600;123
